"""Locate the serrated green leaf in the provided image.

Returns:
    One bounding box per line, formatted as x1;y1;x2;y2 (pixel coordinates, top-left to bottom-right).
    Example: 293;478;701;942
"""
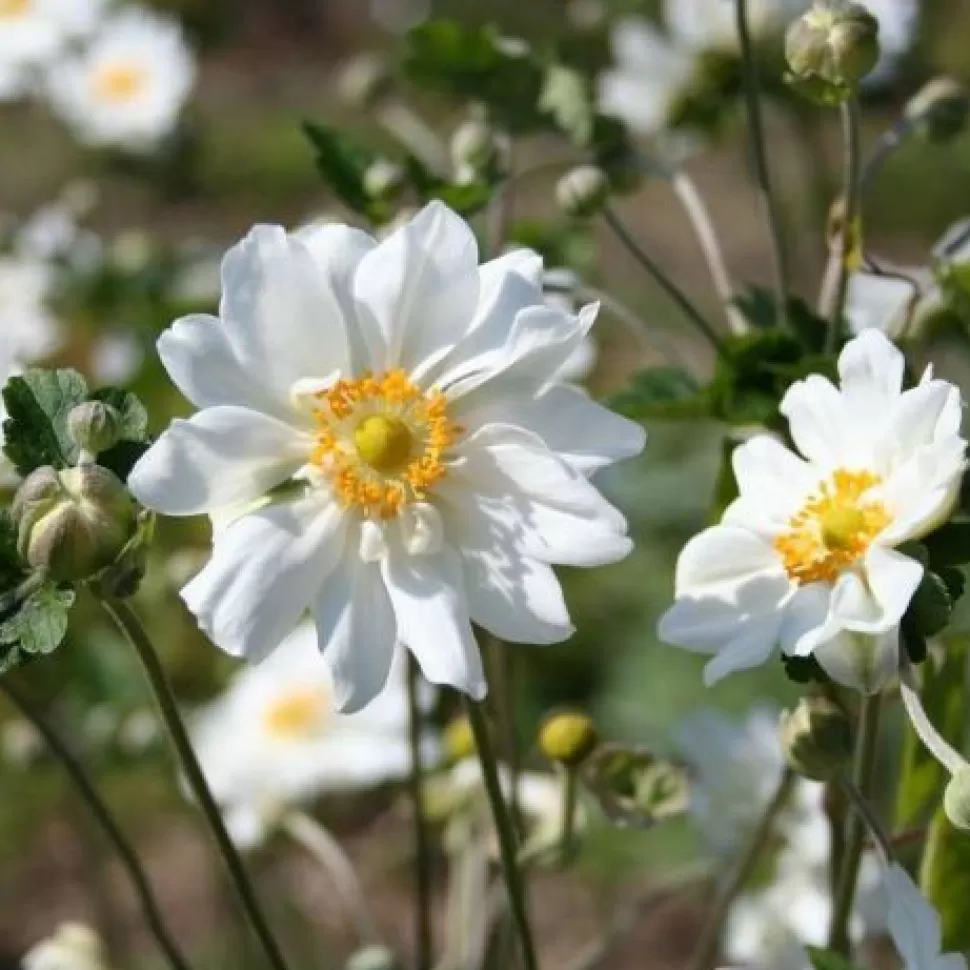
804;946;865;970
2;368;89;474
921;809;970;951
924;521;970;569
0;584;74;660
897;637;969;828
905;570;962;641
733;286;831;352
0;509;24;595
90;388;149;443
609;368;708;421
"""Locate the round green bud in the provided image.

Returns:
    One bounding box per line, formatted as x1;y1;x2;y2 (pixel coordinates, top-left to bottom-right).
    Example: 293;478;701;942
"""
68;401;123;456
444;716;476;762
556;165;610;219
363;160;406;204
13;464;137;582
944;766;970;832
906;78;970;144
344;945;401;970
450;117;510;183
786;2;880;92
338;54;393;109
780;696;853;781
538;711;599;767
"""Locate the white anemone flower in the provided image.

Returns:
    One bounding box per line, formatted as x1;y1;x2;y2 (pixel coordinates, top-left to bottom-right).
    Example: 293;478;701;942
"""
542;268;597;383
190;623;426;849
45;7;195;152
885;863;967;970
659;330;966;693
129;201;644;710
23;923;110;970
0;256;61;362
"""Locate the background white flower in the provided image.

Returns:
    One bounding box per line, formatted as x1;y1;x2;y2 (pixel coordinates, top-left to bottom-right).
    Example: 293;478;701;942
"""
23;923;110;970
130;201;644;710
45;7;196;151
190;622;429;849
855;0;919;86
659;330;966;692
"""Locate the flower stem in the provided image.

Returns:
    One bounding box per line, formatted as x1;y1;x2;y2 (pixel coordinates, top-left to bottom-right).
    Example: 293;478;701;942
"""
1;679;195;970
686;768;794;970
98;598;291;970
861;117;914;191
281;810;379;945
602;207;724;353
899;660;967;776
558;765;579;865
837;775;892;867
463;696;539;970
407;655;434;970
735;0;790;332
823;98;863;353
828;692;882;955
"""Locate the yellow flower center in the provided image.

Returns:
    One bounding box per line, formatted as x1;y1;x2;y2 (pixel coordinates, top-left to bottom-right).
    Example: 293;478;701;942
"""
0;0;30;18
311;369;461;520
92;63;147;103
774;469;891;585
264;689;329;739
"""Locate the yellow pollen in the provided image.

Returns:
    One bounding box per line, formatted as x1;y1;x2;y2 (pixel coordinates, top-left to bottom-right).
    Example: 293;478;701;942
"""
93;63;146;102
355;414;413;472
310;369;461;520
264;689;329;739
774;469;891;586
0;0;30;17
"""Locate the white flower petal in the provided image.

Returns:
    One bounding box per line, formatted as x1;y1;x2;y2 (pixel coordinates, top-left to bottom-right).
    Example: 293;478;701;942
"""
702;613;784;687
674;525;784;595
128;406;309;516
812;627;899;694
182;496;347;661
865;545;923;629
838;328;905;432
780;374;852;468
727;435;817;531
847;272;915;337
398;502;445;557
779;583;833;657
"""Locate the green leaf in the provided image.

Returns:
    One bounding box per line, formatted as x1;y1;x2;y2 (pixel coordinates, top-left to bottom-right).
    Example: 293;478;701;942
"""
733;286;830;352
904;569;964;641
709;435;740;524
0;509;25;595
921;809;970;951
804;946;866;970
2;369;89;475
609;367;708;421
897;637;969;827
539;64;594;145
0;583;75;672
924;521;970;569
90;388;149;443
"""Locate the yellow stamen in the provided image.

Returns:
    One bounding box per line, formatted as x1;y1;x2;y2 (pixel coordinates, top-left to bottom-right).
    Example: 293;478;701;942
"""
93;64;146;102
0;0;30;17
774;469;891;585
264;689;329;739
355;414;413;472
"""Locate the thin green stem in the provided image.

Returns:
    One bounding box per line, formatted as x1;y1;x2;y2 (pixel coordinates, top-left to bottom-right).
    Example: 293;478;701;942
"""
837;775;892;867
99;598;291;970
407;656;434;970
735;0;790;332
602;208;724;353
464;697;538;970
824;98;863;353
559;765;578;865
1;679;195;970
686;768;795;970
861;117;914;191
828;693;883;955
899;659;967;776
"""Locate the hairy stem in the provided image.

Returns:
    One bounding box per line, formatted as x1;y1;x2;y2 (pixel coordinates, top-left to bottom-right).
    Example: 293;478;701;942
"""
407;655;434;970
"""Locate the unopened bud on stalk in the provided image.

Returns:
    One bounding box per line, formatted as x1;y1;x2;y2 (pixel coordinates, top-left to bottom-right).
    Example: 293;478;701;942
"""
906;78;970;144
444;716;476;762
68;401;122;457
556;165;610;219
344;945;401;970
539;711;599;767
338;54;393;109
780;696;853;781
363;160;406;204
944;766;970;832
450;117;510;183
13;464;137;582
786;2;880;95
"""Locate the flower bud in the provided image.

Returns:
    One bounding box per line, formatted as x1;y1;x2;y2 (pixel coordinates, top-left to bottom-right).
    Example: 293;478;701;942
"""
556;165;610;219
338;54;393;109
363;160;406;204
786;2;880;94
444;716;476;762
906;78;970;144
68;401;123;456
450;117;510;184
13;464;137;582
23;923;108;970
539;711;599;767
780;696;853;781
944;766;970;832
344;945;401;970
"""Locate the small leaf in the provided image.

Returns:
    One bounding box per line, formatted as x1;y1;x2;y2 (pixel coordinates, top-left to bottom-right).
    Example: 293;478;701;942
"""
805;946;866;970
2;368;89;474
903;568;964;641
0;584;75;667
302;122;387;223
90;388;150;443
782;654;829;686
921;810;970;951
924;520;970;569
733;286;830;352
609;368;708;422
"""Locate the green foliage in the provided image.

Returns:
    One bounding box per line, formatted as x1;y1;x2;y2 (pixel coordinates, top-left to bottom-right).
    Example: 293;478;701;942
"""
539;64;594;145
89;388;152;480
0;585;75;671
921;809;970;952
609;368;707;421
900;540;968;660
923;520;970;568
804;947;865;970
733;286;830;352
709;435;740;524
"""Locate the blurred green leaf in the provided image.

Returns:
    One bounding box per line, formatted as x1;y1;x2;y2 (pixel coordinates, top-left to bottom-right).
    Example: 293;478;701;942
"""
2;369;89;476
733;286;830;352
609;368;707;421
921;809;970;952
924;520;970;569
805;947;865;970
539;64;594;144
709;435;740;524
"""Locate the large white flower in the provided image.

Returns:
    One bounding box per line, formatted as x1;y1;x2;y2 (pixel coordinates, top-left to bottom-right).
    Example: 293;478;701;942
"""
45;7;195;152
884;863;967;970
190;622;427;849
23;923;110;970
659;330;966;693
130;202;644;710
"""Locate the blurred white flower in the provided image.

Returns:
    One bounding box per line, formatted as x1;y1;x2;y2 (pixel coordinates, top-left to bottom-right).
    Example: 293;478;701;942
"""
885;863;967;970
190;622;429;849
130;201;644;711
0;256;61;362
1;718;43;767
23;923;110;970
0;0;105;101
91;331;144;385
660;330;966;693
117;709;159;755
45;7;195;152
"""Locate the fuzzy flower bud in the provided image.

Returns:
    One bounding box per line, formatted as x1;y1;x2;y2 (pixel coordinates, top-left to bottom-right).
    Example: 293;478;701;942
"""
344;946;401;970
363;160;406;204
556;165;610;219
68;401;123;456
450;117;510;184
13;464;137;582
944;766;970;832
780;696;853;781
539;711;599;767
338;54;393;109
786;2;880;95
906;78;970;144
